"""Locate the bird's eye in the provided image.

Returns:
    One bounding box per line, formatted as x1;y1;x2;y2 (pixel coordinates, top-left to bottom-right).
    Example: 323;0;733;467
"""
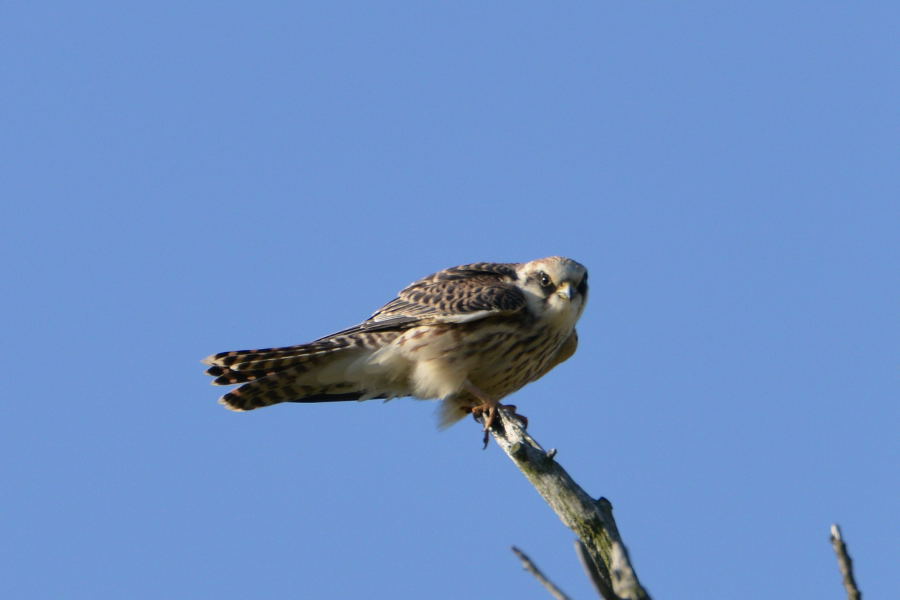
538;272;552;288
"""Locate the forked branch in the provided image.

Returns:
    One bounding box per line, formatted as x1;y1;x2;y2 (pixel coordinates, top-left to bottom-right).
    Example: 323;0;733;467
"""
487;409;651;600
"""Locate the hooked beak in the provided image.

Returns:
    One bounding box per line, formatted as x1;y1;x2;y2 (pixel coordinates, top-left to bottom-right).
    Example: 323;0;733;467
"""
556;281;575;301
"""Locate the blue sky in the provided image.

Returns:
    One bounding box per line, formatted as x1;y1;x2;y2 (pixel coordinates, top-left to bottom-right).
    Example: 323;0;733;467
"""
2;2;897;598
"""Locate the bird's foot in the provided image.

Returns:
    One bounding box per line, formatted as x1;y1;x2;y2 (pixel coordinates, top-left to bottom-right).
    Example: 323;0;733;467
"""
471;403;529;449
471;403;498;431
470;403;496;449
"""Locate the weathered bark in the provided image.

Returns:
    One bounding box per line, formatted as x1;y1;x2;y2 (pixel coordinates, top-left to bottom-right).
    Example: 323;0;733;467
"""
488;409;651;600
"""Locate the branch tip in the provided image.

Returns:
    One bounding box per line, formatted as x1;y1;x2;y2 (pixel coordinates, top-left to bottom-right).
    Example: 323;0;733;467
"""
829;523;862;600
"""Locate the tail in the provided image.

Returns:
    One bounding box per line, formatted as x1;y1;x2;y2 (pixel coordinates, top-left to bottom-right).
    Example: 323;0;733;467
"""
203;337;386;411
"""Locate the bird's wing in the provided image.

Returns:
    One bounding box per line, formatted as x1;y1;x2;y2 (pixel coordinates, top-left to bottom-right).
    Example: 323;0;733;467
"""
327;262;526;336
205;263;524;381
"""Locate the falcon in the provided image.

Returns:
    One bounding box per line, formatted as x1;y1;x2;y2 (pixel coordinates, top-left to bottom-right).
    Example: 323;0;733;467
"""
203;256;588;431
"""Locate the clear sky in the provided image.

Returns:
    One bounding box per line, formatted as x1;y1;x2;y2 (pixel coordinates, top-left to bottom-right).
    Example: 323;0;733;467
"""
2;3;896;599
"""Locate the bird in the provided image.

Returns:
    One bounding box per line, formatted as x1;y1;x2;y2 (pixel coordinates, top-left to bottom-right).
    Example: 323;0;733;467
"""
203;256;588;431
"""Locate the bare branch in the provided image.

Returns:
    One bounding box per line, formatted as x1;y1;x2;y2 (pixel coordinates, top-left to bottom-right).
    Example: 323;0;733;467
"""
487;409;652;599
830;524;862;600
575;540;617;600
610;541;645;600
511;546;572;600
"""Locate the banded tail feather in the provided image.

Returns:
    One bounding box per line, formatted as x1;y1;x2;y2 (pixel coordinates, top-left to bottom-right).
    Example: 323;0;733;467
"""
203;332;400;411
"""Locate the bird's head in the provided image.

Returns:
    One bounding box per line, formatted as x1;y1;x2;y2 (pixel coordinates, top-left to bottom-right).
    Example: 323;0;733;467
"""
515;256;588;327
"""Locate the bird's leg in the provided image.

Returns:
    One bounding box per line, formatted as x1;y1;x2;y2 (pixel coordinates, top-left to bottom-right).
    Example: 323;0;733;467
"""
464;382;499;432
464;383;531;447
